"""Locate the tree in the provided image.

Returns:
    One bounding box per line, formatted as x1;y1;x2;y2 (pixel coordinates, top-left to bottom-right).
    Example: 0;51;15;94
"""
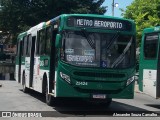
120;0;160;46
0;0;106;44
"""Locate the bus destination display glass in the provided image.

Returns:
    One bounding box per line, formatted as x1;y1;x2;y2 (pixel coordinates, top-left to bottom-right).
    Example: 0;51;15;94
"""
67;16;132;31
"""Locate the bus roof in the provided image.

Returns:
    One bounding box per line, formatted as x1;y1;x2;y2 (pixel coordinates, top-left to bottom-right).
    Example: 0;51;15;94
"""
143;26;160;34
64;14;134;21
28;22;46;36
46;14;135;25
17;14;135;42
28;22;46;33
17;32;27;40
17;22;46;42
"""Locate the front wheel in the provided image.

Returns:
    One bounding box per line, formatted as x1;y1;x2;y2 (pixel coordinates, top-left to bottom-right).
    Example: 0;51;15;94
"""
45;84;54;106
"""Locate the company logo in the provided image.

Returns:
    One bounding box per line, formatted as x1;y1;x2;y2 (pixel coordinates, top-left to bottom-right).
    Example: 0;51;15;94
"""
2;112;11;117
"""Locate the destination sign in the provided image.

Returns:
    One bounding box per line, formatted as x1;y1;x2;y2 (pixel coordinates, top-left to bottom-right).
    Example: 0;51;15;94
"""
146;34;158;41
67;16;132;31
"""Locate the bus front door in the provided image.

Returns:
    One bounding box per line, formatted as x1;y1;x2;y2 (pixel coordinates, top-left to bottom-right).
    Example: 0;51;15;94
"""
143;69;157;98
156;48;160;98
141;32;160;99
143;59;160;99
156;69;160;98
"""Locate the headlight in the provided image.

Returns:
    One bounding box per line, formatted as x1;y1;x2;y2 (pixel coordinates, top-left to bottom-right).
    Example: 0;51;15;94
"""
126;76;135;86
60;72;71;84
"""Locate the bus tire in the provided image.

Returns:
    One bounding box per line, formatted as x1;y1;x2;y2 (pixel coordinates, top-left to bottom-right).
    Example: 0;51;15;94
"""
22;73;29;93
45;83;54;106
42;75;47;95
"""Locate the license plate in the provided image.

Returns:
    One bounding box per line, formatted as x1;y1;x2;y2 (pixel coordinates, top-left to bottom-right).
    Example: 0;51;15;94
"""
93;94;106;99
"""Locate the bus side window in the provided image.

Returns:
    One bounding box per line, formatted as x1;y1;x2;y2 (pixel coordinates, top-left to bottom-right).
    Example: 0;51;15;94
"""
36;31;40;55
39;29;46;55
54;30;59;67
21;37;24;57
23;36;28;56
26;35;32;56
25;35;29;56
46;27;52;55
17;40;23;57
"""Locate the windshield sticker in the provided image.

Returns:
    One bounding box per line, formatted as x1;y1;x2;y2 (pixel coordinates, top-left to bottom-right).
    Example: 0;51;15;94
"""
67;55;94;62
65;49;74;54
83;50;95;56
101;61;107;67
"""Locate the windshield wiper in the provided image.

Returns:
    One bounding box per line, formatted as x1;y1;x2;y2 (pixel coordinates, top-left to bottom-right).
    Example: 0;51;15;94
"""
111;37;133;68
105;31;120;52
81;28;95;49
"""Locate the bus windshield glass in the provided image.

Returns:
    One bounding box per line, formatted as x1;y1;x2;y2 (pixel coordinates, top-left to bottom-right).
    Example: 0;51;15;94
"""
62;30;134;68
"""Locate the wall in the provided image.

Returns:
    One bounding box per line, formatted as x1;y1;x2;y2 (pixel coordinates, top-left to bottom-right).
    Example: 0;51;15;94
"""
0;63;15;80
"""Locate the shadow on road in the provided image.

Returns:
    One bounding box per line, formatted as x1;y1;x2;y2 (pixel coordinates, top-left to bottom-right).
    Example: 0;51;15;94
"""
0;79;15;81
19;89;157;117
145;104;160;109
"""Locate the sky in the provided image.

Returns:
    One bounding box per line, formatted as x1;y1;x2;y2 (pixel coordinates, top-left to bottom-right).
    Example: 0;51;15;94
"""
102;0;134;18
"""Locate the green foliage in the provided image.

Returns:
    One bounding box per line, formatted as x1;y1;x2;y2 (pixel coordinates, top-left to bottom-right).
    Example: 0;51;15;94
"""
0;0;106;44
121;0;160;46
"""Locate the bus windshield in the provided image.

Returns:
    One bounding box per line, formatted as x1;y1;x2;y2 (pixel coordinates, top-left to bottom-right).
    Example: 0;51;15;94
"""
62;30;135;68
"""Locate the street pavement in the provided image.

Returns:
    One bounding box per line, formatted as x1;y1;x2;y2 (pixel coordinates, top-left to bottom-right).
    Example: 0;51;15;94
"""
0;80;160;120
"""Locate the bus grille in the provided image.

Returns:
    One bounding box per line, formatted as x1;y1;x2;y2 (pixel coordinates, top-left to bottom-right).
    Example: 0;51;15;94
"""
73;71;125;78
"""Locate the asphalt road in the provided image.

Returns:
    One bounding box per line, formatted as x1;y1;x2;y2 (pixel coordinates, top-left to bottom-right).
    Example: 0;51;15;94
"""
0;80;160;120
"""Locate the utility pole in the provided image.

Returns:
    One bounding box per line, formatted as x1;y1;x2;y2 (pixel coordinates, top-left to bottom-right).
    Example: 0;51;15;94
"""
112;0;114;16
112;0;119;16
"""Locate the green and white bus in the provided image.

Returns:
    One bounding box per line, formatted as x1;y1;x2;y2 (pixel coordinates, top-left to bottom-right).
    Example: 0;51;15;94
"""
139;26;160;98
15;14;136;106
